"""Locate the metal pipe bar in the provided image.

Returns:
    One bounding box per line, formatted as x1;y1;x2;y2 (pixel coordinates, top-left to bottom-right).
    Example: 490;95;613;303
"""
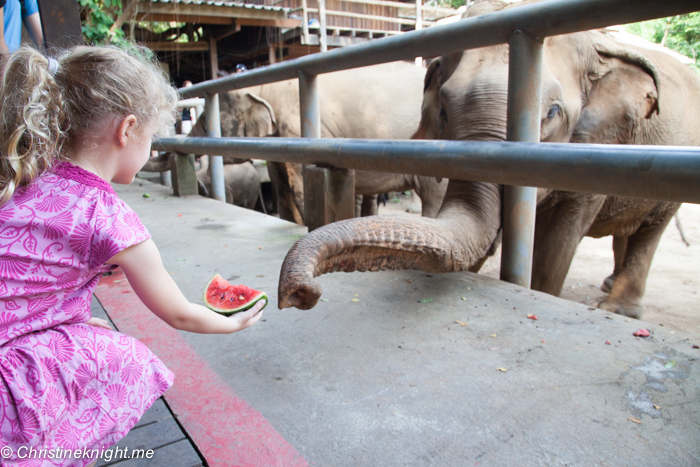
179;0;699;98
154;137;700;205
204;92;226;202
500;31;543;288
176;98;205;108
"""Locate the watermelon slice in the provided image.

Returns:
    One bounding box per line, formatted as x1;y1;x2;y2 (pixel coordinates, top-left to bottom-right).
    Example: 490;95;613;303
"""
203;274;268;315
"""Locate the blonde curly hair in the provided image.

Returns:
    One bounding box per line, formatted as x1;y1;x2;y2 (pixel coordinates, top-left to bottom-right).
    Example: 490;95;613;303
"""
0;45;177;205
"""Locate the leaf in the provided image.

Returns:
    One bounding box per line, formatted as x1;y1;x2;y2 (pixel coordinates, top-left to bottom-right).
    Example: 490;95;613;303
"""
418;298;433;303
23;233;38;255
461;297;467;301
351;298;360;302
320;298;329;302
142;193;150;198
664;360;677;369
455;320;467;326
628;417;642;424
653;405;661;410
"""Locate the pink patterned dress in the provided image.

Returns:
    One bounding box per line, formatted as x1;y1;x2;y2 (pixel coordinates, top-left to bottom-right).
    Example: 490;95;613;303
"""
0;162;174;466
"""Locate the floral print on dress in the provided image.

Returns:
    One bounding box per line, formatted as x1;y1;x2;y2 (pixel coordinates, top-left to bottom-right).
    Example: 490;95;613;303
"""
0;162;174;466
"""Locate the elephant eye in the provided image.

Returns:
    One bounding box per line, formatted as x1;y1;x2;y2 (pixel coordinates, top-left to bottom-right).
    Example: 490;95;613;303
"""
547;104;561;120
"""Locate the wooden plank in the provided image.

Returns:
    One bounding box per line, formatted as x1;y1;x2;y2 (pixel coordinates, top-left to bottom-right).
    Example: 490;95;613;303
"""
113;440;203;467
140;41;210;51
135;399;172;427
237;17;302;28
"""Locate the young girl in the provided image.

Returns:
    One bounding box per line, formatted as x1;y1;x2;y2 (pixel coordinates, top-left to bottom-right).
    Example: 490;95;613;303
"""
0;46;265;466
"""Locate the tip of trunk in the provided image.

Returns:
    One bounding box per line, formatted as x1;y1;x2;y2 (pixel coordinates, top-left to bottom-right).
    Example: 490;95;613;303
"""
278;280;322;310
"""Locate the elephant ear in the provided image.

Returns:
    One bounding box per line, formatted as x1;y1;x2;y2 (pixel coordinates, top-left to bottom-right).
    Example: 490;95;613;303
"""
593;42;660;116
412;58;442;140
240;93;278;137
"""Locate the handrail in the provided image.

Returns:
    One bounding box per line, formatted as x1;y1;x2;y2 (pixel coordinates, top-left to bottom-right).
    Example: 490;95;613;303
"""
181;0;699;99
156;137;700;205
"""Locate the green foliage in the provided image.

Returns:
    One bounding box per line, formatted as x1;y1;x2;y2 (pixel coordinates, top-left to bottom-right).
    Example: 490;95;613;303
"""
77;0;128;46
625;13;700;73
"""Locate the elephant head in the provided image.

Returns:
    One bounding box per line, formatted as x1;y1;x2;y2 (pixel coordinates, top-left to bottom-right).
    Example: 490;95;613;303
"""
277;0;668;310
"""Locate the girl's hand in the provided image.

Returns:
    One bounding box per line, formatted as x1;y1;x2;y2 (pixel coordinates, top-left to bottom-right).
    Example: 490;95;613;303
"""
227;299;266;332
109;239;266;335
86;317;112;330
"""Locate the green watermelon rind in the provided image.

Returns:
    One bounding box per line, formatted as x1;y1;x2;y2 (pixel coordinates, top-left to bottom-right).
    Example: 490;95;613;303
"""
203;274;268;316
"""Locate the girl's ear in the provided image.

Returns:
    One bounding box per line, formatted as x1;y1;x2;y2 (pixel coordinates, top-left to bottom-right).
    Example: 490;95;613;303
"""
116;114;138;146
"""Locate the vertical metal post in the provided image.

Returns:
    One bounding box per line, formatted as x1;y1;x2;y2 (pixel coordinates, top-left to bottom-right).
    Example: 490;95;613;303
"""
414;0;423;67
318;0;328;52
500;31;542;288
299;71;354;231
205;92;226;202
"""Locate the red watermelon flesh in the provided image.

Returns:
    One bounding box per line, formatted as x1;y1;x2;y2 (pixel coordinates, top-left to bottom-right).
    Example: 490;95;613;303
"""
203;274;267;315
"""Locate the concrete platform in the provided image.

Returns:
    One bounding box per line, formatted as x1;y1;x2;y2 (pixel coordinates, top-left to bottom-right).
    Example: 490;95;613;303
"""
100;179;699;467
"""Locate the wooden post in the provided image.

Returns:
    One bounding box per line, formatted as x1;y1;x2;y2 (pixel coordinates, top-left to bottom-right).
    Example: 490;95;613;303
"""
269;45;277;64
209;33;219;79
36;0;83;51
170;154;198;196
318;0;328;52
301;0;310;45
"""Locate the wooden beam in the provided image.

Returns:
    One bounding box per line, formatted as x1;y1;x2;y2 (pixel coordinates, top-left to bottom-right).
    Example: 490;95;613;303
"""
237;17;302;28
140;41;210;51
136;1;288;20
135;13;235;25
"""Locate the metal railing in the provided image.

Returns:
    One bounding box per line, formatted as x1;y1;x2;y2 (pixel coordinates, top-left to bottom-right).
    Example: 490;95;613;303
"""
156;0;700;290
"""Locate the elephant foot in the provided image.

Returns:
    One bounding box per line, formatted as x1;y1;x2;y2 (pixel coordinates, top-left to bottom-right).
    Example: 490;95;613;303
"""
597;298;644;319
405;203;421;214
600;274;616;293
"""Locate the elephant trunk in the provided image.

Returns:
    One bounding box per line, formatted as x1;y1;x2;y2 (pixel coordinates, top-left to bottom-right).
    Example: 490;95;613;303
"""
278;180;501;309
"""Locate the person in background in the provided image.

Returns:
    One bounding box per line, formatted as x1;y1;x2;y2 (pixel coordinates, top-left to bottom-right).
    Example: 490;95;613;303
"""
1;0;43;53
180;79;194;134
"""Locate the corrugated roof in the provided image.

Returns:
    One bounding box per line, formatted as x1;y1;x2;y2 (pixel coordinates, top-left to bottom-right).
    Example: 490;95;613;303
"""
146;0;290;13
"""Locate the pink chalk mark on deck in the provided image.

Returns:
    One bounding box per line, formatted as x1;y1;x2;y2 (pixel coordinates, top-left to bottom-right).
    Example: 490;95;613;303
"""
95;268;308;467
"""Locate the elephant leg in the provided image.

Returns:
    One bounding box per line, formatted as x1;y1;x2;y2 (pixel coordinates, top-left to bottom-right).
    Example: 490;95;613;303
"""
406;190;421;214
531;193;606;296
361;194;379;217
598;211;676;319
601;235;628;293
355;195;363;218
415;176;448;218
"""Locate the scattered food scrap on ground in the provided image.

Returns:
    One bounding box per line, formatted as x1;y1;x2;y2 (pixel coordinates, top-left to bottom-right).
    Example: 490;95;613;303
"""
633;329;651;337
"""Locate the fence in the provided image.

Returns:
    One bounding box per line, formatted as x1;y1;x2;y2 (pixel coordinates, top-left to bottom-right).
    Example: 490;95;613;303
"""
155;0;700;290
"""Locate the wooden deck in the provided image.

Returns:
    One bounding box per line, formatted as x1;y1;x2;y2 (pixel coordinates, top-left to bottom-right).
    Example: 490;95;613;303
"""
91;297;204;467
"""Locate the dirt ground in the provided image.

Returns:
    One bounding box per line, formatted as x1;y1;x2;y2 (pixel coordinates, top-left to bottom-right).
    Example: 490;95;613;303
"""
378;192;700;338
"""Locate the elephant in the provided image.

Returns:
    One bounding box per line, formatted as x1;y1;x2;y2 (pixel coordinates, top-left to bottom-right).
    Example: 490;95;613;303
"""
185;62;448;224
195;156;261;210
276;0;700;319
